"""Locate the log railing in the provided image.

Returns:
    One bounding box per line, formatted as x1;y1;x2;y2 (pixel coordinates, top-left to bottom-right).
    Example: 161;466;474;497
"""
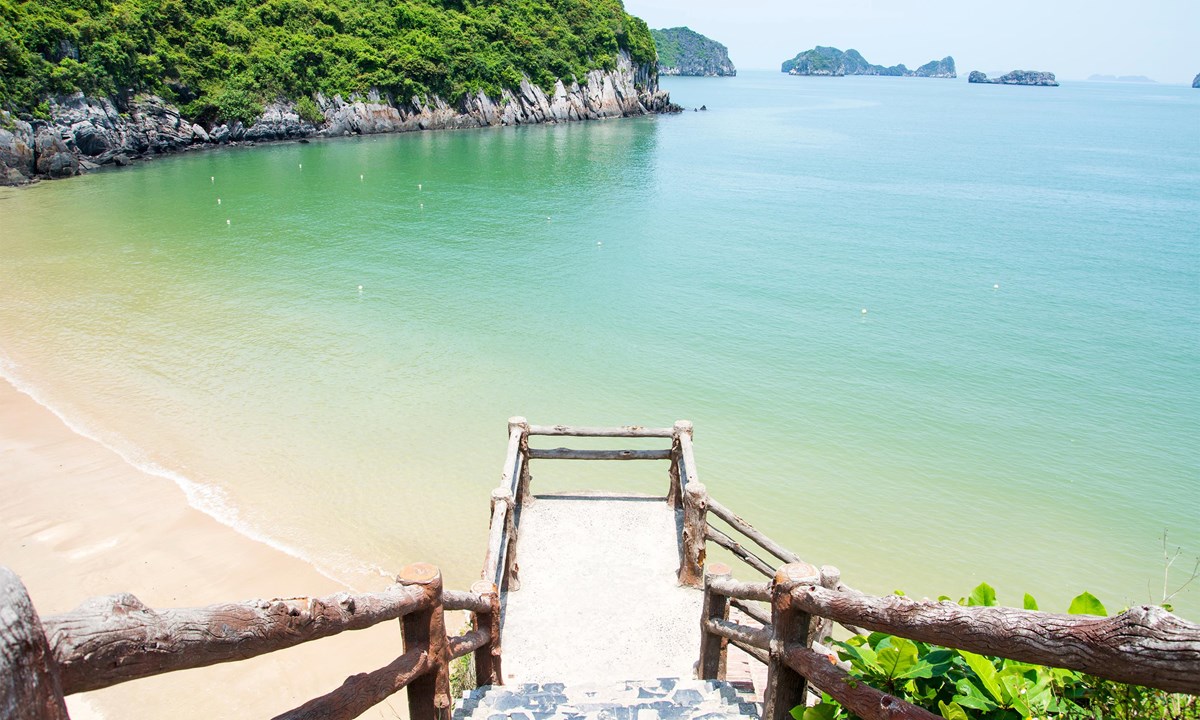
698;562;1200;720
0;563;501;720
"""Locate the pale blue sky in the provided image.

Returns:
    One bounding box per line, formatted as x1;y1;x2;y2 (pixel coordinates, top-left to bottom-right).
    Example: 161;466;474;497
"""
624;0;1200;84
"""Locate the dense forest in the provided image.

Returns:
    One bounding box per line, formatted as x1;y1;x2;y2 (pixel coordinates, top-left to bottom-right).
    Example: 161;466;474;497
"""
0;0;657;122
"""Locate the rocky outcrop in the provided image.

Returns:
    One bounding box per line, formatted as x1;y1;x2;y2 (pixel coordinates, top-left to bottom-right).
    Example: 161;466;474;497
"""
968;70;1059;86
0;51;675;186
1193;73;1199;88
650;27;736;77
782;47;955;78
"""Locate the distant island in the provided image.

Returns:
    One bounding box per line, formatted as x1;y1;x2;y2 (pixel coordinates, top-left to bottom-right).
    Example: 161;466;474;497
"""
781;47;955;78
1194;73;1199;88
1087;74;1155;83
968;70;1059;87
651;27;736;77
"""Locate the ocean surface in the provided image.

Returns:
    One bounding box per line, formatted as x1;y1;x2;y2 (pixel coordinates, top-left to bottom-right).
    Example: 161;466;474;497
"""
1;72;1197;617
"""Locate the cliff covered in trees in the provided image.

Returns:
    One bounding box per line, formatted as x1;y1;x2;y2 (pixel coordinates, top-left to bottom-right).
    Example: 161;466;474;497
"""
650;27;735;77
0;0;674;184
781;47;955;78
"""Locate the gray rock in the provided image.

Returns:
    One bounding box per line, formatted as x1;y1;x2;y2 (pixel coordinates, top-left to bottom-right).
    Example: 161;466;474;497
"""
0;112;36;185
1193;73;1199;89
34;128;79;178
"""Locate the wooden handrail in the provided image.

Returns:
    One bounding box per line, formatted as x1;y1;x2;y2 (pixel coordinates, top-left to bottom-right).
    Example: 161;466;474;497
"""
44;584;431;694
706;525;774;578
271;648;432;720
705;575;771;602
526;448;672;461
705;617;770;650
787;583;1200;695
526;424;675;437
706;497;801;566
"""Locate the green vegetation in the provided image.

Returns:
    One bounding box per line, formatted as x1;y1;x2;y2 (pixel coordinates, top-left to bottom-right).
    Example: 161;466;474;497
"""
0;0;657;122
648;27;734;76
798;584;1198;720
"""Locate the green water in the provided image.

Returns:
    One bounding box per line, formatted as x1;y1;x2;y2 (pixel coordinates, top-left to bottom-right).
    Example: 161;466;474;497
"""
1;73;1197;616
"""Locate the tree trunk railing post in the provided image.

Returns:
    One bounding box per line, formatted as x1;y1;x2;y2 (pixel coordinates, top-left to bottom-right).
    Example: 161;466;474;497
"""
1;567;69;720
679;482;708;587
764;562;820;720
699;563;733;680
398;563;452;720
510;417;532;506
470;581;502;688
667;420;691;508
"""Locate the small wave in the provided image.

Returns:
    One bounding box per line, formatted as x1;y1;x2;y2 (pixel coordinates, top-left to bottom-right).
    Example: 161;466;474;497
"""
0;354;355;591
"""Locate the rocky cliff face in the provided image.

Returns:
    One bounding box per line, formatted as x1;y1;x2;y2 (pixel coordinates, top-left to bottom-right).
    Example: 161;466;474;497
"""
782;47;954;78
0;52;675;186
968;70;1059;86
650;28;736;77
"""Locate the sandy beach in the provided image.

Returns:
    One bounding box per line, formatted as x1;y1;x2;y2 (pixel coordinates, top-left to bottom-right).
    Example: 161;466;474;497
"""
0;377;417;719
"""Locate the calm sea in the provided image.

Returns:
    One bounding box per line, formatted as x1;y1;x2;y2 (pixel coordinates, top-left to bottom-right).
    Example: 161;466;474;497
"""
1;72;1197;617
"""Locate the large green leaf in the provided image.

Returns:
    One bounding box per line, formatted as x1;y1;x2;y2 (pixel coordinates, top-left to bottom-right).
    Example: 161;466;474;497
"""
832;638;881;675
799;701;839;720
1068;591;1107;616
959;650;1004;703
1023;593;1039;611
967;582;997;607
938;700;970;720
952;678;998;712
875;636;920;680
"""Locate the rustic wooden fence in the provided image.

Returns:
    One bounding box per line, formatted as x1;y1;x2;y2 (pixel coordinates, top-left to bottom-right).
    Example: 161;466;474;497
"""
5;417;1198;720
0;562;499;720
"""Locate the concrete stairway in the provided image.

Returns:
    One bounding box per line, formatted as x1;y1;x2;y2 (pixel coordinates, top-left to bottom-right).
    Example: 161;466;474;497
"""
453;679;761;720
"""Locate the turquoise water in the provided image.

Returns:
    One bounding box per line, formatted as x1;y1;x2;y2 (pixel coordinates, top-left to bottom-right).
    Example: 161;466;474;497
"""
1;73;1197;616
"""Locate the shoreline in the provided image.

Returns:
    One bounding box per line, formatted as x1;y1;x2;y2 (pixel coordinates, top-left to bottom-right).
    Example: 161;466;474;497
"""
0;374;407;718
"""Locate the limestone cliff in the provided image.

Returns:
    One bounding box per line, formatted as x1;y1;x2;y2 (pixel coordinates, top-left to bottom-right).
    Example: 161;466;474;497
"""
0;52;675;186
781;47;955;78
968;70;1059;87
650;28;736;77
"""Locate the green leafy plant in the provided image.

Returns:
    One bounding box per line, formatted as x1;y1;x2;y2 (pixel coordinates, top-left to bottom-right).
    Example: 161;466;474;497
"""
799;584;1198;720
294;94;323;125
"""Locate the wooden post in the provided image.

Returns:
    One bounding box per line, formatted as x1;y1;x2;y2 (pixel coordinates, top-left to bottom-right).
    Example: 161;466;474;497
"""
0;567;68;720
470;581;501;688
699;563;732;680
399;564;451;720
667;420;690;508
814;565;840;646
509;417;532;505
678;482;708;587
764;562;820;720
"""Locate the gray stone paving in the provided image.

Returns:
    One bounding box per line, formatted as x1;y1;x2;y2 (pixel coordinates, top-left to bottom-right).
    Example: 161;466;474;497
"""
454;679;762;720
500;494;704;684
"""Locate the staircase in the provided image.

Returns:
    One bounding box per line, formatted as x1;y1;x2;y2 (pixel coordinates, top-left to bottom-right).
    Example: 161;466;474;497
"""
454;679;762;720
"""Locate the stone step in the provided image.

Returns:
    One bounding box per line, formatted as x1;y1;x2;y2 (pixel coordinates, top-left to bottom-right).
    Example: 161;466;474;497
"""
453;678;761;720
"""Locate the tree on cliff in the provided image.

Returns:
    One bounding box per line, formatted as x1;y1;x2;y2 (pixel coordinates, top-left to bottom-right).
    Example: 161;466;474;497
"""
0;0;657;123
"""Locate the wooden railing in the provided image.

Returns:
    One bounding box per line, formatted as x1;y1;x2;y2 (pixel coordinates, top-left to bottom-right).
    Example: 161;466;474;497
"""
0;563;499;720
698;563;1200;720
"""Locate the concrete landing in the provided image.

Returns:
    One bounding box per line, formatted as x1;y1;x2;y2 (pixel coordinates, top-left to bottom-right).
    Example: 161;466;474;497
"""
500;493;704;684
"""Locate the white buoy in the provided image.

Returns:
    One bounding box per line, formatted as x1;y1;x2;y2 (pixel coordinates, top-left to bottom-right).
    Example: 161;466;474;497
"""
420;203;424;209
217;198;221;205
299;163;302;169
360;174;364;181
226;219;231;225
993;283;1000;290
358;285;363;292
597;241;603;246
210;176;214;183
861;308;867;315
418;183;422;190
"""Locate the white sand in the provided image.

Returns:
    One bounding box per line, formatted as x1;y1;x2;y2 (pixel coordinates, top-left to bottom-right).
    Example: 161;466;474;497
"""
0;377;413;719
